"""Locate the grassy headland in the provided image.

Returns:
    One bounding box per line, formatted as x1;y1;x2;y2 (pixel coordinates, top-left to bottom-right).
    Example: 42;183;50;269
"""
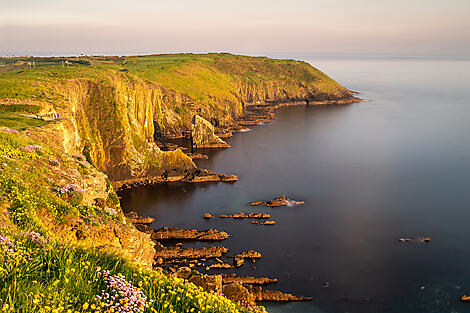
0;54;358;181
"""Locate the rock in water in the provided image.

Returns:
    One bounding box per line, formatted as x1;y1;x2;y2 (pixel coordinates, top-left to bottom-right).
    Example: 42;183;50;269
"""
124;211;155;225
250;195;305;207
246;285;312;302
222;274;278;285
235;250;262;259
191;115;230;148
203;213;213;219
151;227;230;241
154;246;228;260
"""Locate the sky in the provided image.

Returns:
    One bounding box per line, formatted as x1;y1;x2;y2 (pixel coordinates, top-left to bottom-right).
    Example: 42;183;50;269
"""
1;0;470;58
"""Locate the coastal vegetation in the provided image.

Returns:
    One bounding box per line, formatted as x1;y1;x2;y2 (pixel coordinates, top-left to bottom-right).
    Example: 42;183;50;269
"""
0;129;265;313
0;54;358;312
0;54;358;181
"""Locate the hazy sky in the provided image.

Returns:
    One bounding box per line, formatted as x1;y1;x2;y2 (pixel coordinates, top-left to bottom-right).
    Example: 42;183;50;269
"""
1;0;470;57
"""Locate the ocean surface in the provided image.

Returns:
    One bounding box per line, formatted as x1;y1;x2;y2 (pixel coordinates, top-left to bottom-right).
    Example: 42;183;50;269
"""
119;57;470;313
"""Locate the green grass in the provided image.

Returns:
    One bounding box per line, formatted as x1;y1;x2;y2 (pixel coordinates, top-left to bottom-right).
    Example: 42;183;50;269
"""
0;233;265;313
0;53;351;113
0;113;50;130
0;132;116;232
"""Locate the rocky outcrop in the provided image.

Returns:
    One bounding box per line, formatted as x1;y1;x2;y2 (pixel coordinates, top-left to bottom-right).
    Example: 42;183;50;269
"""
246;285;312;302
150;227;230;241
124;212;155;225
222;274;278;285
154;246;228;260
235;250;262;259
191;115;230;149
250;195;305;207
218;212;271;219
222;283;256;306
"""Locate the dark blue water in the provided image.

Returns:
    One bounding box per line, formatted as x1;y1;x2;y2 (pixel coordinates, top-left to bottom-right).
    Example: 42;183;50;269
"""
119;57;470;313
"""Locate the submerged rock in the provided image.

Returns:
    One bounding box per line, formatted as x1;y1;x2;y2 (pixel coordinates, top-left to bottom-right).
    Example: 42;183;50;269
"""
250;195;304;207
261;220;277;225
233;257;244;267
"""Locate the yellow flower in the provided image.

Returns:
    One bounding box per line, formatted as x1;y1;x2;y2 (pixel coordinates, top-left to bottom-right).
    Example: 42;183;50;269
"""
82;302;89;310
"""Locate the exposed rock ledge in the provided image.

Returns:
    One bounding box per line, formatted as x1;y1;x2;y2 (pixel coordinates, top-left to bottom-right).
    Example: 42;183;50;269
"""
151;227;230;241
154;246;228;260
222;274;278;285
113;169;237;190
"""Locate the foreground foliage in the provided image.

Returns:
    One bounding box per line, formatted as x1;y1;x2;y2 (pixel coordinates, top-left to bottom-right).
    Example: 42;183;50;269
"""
0;232;266;313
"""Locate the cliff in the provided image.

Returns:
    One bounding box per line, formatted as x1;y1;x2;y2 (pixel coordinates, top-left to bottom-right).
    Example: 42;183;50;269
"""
0;54;359;182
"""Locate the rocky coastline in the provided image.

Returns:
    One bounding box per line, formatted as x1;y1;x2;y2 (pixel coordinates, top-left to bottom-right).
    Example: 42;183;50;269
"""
123;193;310;305
113;95;361;192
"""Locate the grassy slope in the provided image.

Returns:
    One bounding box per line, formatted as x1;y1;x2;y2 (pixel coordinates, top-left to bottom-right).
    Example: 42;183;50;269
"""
0;53;352;117
0;130;263;313
0;234;264;313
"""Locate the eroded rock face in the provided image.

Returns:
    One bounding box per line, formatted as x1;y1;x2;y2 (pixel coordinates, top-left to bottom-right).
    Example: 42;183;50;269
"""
154;246;228;260
222;283;256;306
150;227;230;241
191;115;230;148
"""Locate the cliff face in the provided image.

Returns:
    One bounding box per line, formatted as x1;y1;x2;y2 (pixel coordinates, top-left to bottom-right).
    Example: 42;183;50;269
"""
0;53;359;181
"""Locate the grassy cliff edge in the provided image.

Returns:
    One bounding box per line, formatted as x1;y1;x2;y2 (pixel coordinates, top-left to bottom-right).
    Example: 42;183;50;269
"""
0;54;359;181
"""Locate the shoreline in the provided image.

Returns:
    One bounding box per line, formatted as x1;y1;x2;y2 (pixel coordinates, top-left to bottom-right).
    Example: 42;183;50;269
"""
113;96;362;191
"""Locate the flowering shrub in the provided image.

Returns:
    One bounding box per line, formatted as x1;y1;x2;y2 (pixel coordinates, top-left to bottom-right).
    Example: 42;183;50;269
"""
104;207;118;216
0;235;266;313
0;127;19;134
94;270;149;313
19;144;44;153
0;234;16;256
52;184;85;206
21;231;48;247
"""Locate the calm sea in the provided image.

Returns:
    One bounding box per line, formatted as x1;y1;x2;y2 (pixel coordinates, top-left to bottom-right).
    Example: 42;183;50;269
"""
119;57;470;313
